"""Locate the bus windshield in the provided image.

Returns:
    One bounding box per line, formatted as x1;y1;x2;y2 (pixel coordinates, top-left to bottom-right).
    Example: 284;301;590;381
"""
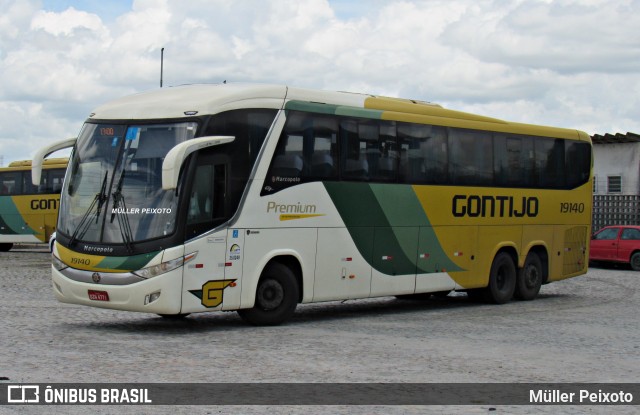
58;122;197;245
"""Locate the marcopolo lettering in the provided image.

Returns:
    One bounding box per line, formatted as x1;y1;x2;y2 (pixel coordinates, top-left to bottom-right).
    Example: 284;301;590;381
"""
452;195;539;218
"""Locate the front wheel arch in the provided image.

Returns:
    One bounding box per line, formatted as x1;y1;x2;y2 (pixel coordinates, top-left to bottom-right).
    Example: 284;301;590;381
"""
237;261;300;326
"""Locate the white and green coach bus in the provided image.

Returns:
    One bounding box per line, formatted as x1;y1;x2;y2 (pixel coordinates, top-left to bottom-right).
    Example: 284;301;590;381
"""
33;83;592;325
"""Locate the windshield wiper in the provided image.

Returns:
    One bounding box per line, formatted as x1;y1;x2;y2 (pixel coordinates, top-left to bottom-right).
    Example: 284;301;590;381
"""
110;170;134;253
68;171;109;247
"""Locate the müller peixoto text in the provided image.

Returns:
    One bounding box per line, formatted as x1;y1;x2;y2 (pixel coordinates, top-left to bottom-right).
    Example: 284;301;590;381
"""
530;389;634;404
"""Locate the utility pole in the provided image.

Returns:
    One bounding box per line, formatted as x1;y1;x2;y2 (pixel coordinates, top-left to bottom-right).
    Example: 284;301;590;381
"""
160;47;164;88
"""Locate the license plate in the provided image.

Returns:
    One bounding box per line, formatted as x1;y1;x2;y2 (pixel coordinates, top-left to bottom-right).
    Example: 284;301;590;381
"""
88;290;110;301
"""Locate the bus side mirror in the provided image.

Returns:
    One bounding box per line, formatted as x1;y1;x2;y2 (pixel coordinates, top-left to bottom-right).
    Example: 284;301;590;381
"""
161;136;235;190
32;137;77;185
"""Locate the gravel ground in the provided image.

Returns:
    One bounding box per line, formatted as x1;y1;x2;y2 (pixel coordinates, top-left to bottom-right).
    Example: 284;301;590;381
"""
0;248;638;414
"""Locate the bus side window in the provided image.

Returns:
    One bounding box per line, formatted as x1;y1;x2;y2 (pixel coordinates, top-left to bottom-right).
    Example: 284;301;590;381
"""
50;169;66;193
186;162;227;237
0;172;20;195
494;135;534;188
397;123;447;184
449;129;493;186
21;171;36;194
565;140;591;189
271;135;304;178
341;120;369;181
535;138;565;188
263;111;338;194
358;120;398;182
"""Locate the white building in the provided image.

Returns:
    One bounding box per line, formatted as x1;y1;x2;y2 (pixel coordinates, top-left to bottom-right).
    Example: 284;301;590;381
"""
591;132;640;231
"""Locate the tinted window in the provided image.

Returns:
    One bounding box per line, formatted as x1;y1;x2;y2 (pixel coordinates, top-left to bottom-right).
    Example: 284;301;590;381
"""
449;129;493;186
262;110;591;193
0;172;21;195
535;138;565;188
494;135;534;187
340;119;368;181
264;111;338;193
340;119;397;182
565;141;591;189
398;123;447;184
204;108;277;206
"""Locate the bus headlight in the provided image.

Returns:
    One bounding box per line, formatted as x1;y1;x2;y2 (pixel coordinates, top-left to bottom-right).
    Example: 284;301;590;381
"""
132;252;197;279
52;254;68;271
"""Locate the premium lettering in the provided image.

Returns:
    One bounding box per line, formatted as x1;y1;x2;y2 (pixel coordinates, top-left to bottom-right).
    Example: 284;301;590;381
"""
267;201;317;214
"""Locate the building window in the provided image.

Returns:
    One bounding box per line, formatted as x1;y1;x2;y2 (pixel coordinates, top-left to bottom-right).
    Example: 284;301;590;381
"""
607;175;622;193
593;175;598;193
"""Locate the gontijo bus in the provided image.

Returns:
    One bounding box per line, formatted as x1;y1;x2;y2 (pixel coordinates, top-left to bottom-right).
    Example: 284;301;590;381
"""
0;158;67;251
33;84;592;325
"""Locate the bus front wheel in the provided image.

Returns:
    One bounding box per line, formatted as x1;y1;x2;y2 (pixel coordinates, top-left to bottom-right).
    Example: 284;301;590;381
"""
238;263;299;326
0;243;13;252
486;252;516;304
515;253;543;301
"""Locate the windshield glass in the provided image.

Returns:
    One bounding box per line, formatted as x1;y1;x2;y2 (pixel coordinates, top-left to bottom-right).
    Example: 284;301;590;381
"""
58;122;197;245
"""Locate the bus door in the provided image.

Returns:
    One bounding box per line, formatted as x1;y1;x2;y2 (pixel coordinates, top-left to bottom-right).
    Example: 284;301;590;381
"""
181;153;240;313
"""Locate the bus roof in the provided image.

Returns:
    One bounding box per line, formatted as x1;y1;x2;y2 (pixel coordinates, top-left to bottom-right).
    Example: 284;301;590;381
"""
6;158;68;169
88;83;587;141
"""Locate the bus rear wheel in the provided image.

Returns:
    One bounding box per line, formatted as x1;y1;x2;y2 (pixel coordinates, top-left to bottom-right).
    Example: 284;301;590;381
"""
486;252;516;304
515;253;543;301
238;263;298;326
0;243;13;252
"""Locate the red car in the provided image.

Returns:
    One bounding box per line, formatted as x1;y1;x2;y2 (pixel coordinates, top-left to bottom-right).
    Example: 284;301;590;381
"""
590;225;640;271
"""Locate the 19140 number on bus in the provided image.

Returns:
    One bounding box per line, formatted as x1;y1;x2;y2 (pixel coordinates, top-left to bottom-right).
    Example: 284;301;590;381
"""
560;202;585;214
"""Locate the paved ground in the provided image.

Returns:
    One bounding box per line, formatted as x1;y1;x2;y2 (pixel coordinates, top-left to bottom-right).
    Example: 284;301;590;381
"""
0;249;638;414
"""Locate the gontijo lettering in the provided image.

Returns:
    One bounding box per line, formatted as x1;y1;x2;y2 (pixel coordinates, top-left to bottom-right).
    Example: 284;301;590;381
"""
452;195;539;218
30;198;59;210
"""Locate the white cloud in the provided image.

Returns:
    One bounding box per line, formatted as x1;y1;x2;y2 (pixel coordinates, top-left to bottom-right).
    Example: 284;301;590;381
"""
0;0;638;162
30;7;105;36
441;0;640;74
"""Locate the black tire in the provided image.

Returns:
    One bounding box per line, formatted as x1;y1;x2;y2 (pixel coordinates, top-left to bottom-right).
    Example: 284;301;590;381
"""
631;252;640;271
0;243;13;252
485;252;516;304
515;252;543;301
237;263;299;326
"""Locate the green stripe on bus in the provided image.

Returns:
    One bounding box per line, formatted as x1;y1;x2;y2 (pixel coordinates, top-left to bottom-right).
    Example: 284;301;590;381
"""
285;101;384;120
323;182;462;275
96;251;160;271
0;197;36;235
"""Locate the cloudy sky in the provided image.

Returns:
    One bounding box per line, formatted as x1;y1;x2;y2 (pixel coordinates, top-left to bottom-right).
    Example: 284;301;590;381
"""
1;0;639;163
